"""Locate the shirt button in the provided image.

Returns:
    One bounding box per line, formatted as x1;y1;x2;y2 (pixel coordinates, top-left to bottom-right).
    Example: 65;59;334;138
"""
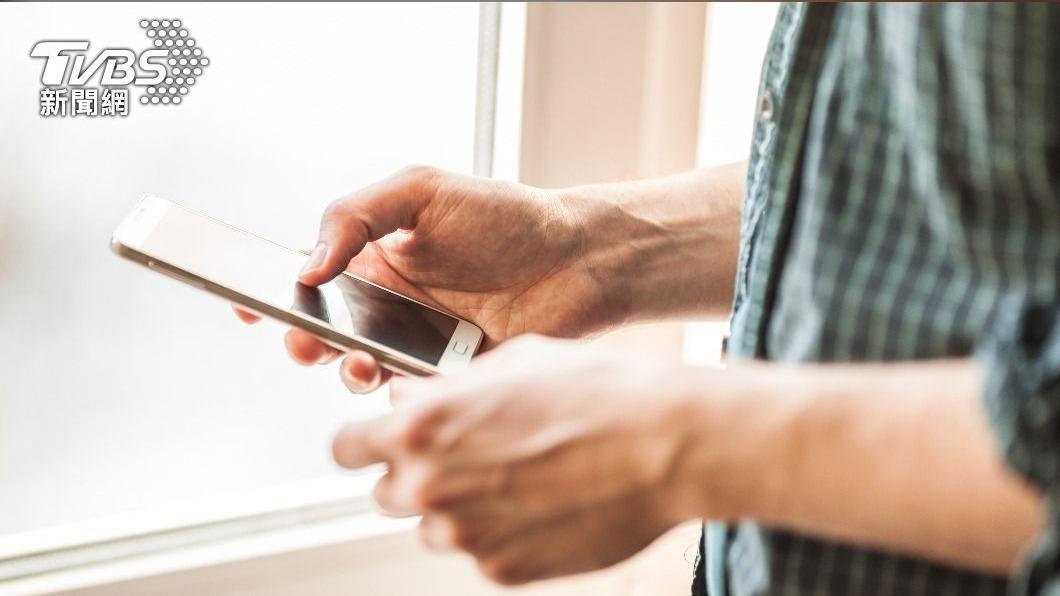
759;90;775;122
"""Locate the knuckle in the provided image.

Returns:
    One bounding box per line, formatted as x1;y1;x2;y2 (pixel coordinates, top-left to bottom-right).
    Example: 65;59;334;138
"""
410;471;447;511
407;470;436;509
449;521;480;551
485;465;512;497
418;400;453;428
322;200;368;236
397;163;437;181
320;199;345;223
392;413;423;449
393;414;428;453
371;477;397;512
419;514;476;551
395;164;442;194
480;559;526;586
417;516;445;551
396;402;450;453
320;199;370;239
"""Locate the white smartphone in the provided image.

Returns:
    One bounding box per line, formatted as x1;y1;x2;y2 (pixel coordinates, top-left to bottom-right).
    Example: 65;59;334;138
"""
111;195;484;376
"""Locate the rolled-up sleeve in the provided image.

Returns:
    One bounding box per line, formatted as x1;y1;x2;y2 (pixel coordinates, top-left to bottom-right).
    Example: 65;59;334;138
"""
980;297;1060;594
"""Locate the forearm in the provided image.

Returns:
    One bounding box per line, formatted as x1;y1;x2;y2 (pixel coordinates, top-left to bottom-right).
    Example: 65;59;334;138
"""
673;359;1043;573
558;161;745;323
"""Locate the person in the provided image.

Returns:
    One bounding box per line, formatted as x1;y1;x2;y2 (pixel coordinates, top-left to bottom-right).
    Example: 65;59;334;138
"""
237;4;1060;595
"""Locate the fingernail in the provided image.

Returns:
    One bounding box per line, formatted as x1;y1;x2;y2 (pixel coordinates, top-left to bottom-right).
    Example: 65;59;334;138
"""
340;360;370;393
300;243;327;278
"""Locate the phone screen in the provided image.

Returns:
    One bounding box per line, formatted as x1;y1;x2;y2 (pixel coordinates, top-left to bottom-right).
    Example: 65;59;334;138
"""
290;276;458;365
129;200;460;365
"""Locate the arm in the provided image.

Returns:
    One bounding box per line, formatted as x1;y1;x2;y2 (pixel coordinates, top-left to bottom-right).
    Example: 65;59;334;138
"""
329;341;1043;584
245;162;746;390
563;160;745;322
673;359;1043;572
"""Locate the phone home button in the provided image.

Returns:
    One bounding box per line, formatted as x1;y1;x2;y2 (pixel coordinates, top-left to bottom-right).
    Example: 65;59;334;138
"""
453;341;469;355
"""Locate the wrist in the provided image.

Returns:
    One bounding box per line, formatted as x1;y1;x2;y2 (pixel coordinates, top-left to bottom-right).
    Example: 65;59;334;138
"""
546;186;643;332
553;185;706;331
662;363;808;523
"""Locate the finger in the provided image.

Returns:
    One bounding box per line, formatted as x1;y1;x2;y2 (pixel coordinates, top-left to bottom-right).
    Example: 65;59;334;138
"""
428;504;533;556
332;418;392;469
371;459;447;517
231;304;261;324
299;165;443;286
371;469;419;517
478;496;666;586
339;351;391;394
284;328;340;366
408;465;520;513
417;496;546;559
387;375;433;407
419;514;462;552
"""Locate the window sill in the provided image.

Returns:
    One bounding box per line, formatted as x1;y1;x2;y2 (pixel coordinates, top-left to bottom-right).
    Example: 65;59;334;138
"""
0;472;414;594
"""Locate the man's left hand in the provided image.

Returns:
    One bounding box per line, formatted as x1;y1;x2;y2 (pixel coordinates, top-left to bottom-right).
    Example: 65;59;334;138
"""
331;335;699;585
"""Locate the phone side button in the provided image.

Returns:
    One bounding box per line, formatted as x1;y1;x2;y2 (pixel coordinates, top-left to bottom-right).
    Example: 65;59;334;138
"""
453;341;469;355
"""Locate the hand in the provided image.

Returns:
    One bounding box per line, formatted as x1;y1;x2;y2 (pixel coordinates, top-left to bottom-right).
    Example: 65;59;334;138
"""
237;165;625;392
332;335;699;585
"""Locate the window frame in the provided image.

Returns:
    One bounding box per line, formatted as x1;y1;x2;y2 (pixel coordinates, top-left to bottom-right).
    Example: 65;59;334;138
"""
0;5;510;591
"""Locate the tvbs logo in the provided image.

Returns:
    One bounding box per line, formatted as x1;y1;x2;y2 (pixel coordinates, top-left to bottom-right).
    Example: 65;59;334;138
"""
31;41;169;87
31;19;208;117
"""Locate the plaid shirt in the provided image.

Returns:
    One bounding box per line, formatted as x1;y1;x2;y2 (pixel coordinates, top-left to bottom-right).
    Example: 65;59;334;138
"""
694;3;1060;595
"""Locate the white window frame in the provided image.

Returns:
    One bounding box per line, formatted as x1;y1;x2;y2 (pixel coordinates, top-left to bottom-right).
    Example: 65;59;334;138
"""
0;6;520;593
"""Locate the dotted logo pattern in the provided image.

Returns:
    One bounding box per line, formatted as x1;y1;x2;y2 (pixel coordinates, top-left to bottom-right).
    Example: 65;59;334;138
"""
138;19;208;106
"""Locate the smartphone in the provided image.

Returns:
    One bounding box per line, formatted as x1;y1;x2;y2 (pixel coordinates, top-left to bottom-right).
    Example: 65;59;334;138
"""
111;195;484;376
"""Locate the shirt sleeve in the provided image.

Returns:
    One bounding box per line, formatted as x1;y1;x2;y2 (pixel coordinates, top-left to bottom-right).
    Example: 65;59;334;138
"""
980;296;1060;594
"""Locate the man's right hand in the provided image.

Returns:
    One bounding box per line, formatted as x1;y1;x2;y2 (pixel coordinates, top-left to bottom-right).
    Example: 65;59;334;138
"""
236;165;622;392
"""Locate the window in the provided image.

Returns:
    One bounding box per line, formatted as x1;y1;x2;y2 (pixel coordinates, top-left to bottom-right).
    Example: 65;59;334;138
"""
1;4;781;594
0;0;479;565
684;2;779;364
697;3;780;169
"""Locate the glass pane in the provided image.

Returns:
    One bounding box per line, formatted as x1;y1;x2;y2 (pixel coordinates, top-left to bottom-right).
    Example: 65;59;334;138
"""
685;3;778;359
0;3;478;537
697;2;778;168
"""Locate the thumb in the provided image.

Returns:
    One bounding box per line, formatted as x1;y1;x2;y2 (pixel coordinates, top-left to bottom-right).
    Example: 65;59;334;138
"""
299;165;442;286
